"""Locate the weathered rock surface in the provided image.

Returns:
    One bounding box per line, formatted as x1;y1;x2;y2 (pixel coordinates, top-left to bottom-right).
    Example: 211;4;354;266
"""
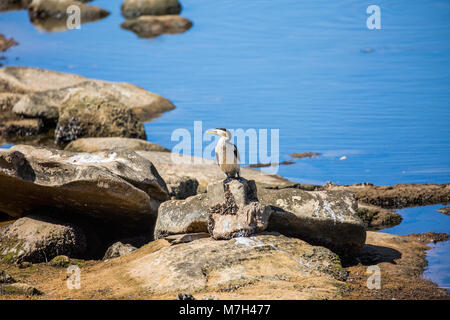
0;282;41;295
324;182;450;209
0;0;30;12
127;233;347;298
0;145;169;231
0;214;87;263
163;232;210;245
166;176;198;199
207;179;271;240
0;119;43;137
121;15;192;38
103;242;137;260
154;193;210;239
54;91;146;144
28;0;109;32
357;203;402;231
121;0;182;19
257;186;366;257
0;270;15;283
65;137;170;153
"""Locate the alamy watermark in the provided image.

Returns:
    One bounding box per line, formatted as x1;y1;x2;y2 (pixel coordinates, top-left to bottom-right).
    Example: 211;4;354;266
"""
170;121;280;174
366;265;381;289
366;5;381;30
66;5;81;30
66;265;81;290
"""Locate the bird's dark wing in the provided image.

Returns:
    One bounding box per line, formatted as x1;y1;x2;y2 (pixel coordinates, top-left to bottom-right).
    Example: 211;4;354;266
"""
233;144;240;163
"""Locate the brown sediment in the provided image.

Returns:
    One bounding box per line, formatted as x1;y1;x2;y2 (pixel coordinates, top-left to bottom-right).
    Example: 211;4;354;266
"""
342;232;450;300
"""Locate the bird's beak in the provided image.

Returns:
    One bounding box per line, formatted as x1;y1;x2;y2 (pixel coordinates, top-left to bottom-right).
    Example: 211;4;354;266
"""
206;130;218;136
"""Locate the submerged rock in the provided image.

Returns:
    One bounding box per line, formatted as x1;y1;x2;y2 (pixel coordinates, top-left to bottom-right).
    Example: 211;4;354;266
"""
0;145;169;232
65;137;170;153
28;0;109;32
357;203;402;231
207;179;271;240
121;15;192;38
103;242;137;260
121;0;182;19
0;214;87;263
127;233;347;298
257;186;366;257
54;91;146;144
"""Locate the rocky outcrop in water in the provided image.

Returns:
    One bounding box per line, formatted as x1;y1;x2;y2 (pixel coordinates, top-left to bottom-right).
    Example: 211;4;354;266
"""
28;0;109;32
121;15;192;38
121;0;182;19
0;35;18;53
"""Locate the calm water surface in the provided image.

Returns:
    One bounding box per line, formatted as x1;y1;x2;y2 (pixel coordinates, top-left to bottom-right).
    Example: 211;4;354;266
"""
0;0;449;288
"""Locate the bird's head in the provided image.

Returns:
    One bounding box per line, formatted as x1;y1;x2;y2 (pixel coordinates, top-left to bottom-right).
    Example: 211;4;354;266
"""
206;128;231;140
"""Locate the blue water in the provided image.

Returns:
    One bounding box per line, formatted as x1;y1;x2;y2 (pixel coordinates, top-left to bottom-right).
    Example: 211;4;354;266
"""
382;204;450;290
0;0;449;289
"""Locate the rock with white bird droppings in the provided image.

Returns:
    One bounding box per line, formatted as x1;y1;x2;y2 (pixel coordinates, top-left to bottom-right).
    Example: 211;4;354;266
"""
256;186;366;258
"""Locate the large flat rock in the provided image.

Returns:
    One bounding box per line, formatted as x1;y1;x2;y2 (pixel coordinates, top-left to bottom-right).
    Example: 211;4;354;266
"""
0;145;169;231
258;187;366;257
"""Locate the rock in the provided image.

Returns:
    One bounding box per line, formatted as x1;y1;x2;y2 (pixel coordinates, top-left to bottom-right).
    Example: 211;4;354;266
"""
357;203;402;231
54;91;146;144
163;232;210;245
437;206;450;216
154;194;210;239
1;66;175;122
177;293;195;300
28;0;109;32
324;183;450;209
49;255;69;267
0;93;22;111
0;214;87;263
103;242;137;260
121;15;192;38
0;270;15;284
0;0;30;12
0;282;41;295
0;119;44;136
257;186;366;257
127;233;347;298
290;152;321;159
207;179;271;240
65;137;170;153
121;0;182;19
0;145;169;232
0;34;19;52
166;176;198;199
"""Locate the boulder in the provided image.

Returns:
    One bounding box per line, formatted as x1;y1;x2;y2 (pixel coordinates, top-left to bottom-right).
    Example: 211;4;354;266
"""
0;145;169;232
103;242;137;260
65;137;170;153
121;0;182;19
0;214;87;263
0;66;175;121
154;193;210;239
166;176;198;199
207;179;271;240
0;282;41;295
257;187;366;257
0;0;31;12
356;203;402;231
28;0;109;32
163;232;210;245
121;15;192;38
54;91;146;144
127;233;348;298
